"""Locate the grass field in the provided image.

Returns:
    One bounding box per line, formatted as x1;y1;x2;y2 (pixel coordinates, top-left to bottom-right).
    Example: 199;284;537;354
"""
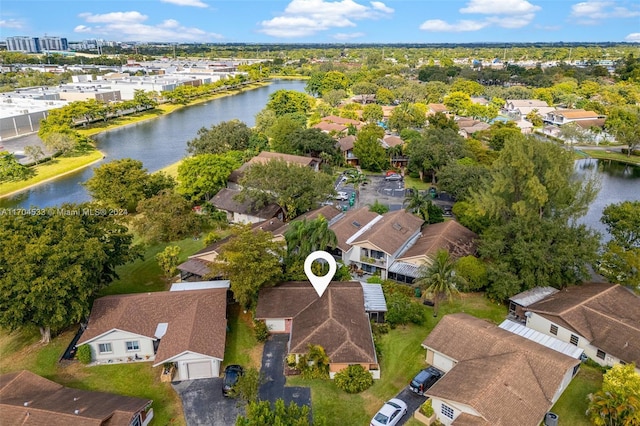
582;149;640;166
551;364;603;425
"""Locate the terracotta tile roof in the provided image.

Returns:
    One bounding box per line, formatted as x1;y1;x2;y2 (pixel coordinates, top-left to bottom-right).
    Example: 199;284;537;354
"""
337;135;356;152
527;282;640;364
397;221;478;264
329;207;380;252
209;188;282;219
553;109;599;119
78;289;227;363
255;282;377;365
423;314;578;426
0;370;150;426
351;209;423;256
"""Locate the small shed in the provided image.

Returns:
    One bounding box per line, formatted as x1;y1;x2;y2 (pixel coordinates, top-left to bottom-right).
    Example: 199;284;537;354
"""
359;282;387;323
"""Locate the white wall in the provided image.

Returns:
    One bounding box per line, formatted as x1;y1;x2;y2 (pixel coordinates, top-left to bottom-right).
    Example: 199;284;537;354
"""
266;319;285;332
430;350;456;373
86;330;155;362
430;398;481;426
170;352;221;381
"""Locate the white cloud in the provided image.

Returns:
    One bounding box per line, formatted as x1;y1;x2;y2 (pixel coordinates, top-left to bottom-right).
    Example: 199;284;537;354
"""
420;0;540;33
75;11;222;42
333;32;366;40
460;0;540;15
626;33;640;42
0;19;24;29
570;0;640;23
259;0;393;38
420;19;488;32
160;0;209;7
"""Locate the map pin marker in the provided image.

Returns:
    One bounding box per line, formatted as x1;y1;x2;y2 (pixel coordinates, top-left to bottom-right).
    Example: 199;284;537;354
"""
304;250;337;297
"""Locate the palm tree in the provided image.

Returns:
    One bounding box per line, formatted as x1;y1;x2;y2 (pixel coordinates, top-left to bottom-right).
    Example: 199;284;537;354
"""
344;169;369;202
414;249;464;316
284;215;337;260
404;187;430;222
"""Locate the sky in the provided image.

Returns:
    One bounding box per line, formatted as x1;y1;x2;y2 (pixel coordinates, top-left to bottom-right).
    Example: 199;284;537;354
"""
1;0;639;44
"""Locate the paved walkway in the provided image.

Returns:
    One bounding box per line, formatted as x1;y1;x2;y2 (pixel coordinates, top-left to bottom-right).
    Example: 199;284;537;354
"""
173;378;244;426
258;334;311;408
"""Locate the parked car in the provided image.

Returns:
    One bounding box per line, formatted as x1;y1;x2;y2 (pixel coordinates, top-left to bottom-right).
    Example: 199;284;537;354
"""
222;365;244;396
335;191;349;201
384;173;403;181
370;398;407;426
409;366;442;395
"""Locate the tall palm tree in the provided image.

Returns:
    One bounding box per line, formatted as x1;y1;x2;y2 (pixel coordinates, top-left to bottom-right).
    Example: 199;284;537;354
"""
284;215;337;260
344;169;369;202
414;249;464;316
404;187;430;222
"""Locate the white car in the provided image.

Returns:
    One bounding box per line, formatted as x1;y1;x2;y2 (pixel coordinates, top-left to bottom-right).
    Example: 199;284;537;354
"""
370;398;408;426
335;191;349;201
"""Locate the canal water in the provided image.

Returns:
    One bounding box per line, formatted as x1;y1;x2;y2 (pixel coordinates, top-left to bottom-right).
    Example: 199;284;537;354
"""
0;79;307;209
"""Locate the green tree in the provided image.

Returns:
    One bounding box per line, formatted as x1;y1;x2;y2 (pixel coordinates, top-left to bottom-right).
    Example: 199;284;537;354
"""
285;215;337;261
267;115;306;154
320;71;349;94
406;128;468;184
266;89;313;117
133;191;201;243
404;188;432;222
437;160;490;201
375;87;395;105
599;201;640;288
443;91;471;115
177;152;242;201
186;120;253;155
42;131;78;155
0;151;34;183
229;367;263;405
605;107;640;157
322;89;347;107
155;245;181;280
238;159;334;220
362;104;383;123
450;78;484;96
236;399;312;426
454;256;488;292
344;168;370;200
369;199;389;214
414;249;464;316
353;123;386;172
24;145;45;164
210;225;284;308
388;103;427;132
0;204;139;343
428;112;459;131
587;363;640;426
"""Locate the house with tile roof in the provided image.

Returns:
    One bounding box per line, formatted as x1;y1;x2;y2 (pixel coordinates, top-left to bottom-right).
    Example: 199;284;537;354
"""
209;187;284;224
77;285;228;381
255;281;379;379
0;370;153;426
422;314;580;426
503;99;555;118
524;282;640;373
543;109;601;126
227;151;321;187
336;135;358;166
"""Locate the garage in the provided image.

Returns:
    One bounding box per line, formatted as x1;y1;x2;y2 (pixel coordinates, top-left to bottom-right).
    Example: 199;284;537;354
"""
186;361;213;380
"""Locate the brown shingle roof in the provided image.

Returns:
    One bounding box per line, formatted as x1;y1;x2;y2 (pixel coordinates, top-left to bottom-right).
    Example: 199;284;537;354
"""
351;209;424;256
382;135;403;148
423;314;578;426
255;282;377;365
328;207;380;252
272;205;343;238
574;118;606;129
0;370;151;426
209;188;282;219
78;289;227;363
320;115;361;125
397;220;478;263
313;122;348;132
228;151;320;183
337;135;356;152
527;282;640;364
428;103;448;113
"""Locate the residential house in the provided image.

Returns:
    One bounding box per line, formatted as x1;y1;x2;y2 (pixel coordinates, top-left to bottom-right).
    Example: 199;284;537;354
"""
508;286;559;323
330;208;424;279
255;281;380;378
271;205;344;244
503;99;555;118
428;103;449;115
422;313;580;426
227;151;321;188
525;282;640;372
455;118;491;138
0;370;153;426
209;187;284;224
515;118;534;134
77;283;228;381
319;115;362;127
177;219;285;281
337;135;358;166
390;221;478;284
543;109;601;126
312;121;348;134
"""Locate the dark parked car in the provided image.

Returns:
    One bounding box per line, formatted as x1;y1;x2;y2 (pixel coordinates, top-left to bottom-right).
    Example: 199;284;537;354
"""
222;365;244;396
409;366;442;395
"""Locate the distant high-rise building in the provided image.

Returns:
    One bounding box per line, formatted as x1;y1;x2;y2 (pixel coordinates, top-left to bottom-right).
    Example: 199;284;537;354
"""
6;36;42;53
41;36;69;51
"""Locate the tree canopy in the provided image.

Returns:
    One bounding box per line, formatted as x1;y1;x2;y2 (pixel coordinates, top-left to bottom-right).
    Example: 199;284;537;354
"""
186;120;254;155
266;89;313;117
132;191;201;243
353;123;386;172
599;201;640;288
0;204;139;342
587;363;640;426
177;152;243;201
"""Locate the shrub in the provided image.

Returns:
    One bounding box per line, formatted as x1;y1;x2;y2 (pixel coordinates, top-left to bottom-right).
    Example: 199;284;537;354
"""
420;400;434;417
253;319;270;343
286;354;297;367
297;344;330;379
334;365;374;393
385;292;426;327
76;344;92;364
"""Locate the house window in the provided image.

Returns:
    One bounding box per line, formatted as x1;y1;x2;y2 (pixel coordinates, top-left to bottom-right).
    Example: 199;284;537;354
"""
126;341;140;352
570;334;579;346
98;343;112;354
441;404;454;419
550;324;558;335
596;349;606;360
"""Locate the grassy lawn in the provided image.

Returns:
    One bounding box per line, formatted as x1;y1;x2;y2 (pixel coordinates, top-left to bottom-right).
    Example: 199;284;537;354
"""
0;149;104;198
223;304;264;369
157;159;184;178
403;176;433;191
551;364;603;425
582;149;640;165
289;293;507;426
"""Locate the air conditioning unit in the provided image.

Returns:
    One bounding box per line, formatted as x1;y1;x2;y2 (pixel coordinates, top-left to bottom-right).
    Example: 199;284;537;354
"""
544;412;559;426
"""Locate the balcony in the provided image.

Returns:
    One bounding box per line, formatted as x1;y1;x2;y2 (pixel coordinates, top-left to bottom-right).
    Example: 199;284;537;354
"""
360;256;386;267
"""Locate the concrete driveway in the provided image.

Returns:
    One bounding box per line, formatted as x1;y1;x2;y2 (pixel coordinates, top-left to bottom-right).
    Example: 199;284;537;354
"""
173;378;244;426
259;334;311;408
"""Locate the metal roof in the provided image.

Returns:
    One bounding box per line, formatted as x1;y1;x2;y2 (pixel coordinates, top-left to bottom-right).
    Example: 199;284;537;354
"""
170;280;230;291
359;282;387;312
388;261;420;278
499;319;584;359
509;286;558;307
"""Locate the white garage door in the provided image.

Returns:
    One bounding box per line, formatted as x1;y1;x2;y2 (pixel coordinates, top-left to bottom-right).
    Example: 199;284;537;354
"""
186;361;213;379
